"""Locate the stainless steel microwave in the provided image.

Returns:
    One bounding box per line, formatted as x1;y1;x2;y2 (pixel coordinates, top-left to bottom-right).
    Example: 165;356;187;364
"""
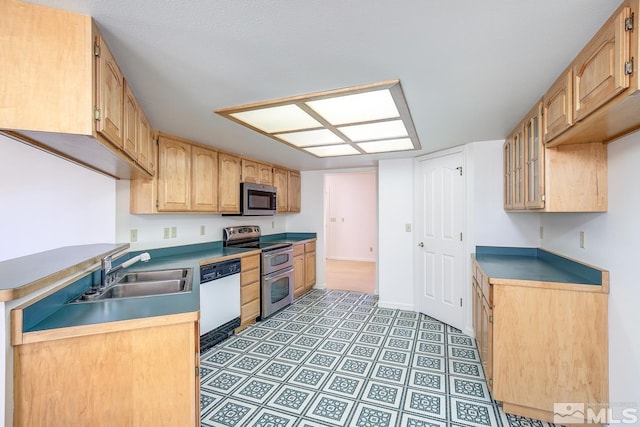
240;182;277;216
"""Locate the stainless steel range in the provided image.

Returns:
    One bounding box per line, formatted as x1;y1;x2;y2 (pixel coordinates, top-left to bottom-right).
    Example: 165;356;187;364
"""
223;226;294;319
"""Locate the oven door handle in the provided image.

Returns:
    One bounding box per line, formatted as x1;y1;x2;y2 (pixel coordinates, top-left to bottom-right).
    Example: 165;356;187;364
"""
263;266;294;281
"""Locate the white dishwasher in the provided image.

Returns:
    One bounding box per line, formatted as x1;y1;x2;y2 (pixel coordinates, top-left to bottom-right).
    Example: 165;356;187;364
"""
199;258;241;352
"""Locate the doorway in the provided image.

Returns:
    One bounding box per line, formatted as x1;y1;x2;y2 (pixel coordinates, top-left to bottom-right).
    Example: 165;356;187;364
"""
324;171;377;294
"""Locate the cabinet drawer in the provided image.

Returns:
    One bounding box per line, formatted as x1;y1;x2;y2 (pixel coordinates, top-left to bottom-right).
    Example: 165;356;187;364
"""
241;299;260;322
305;241;316;253
241;268;260;286
241;282;260;303
241;254;260;271
293;244;305;257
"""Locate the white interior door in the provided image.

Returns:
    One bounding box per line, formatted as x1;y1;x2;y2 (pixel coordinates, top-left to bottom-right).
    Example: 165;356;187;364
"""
416;151;465;330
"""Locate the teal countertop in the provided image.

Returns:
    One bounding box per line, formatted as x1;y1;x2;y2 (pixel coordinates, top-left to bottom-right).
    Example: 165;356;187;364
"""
15;233;316;333
474;246;604;285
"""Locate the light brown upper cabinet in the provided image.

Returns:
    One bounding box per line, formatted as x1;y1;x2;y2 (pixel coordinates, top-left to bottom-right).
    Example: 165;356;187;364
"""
157;137;192;212
218;153;241;214
241;159;273;185
504;125;525;210
191;146;219;212
288;171;301;213
0;0;153;179
524;103;545;209
572;6;631;122
542;71;573;143
137;110;155;175
273;168;289;212
503;137;513;210
122;81;139;161
542;0;640;147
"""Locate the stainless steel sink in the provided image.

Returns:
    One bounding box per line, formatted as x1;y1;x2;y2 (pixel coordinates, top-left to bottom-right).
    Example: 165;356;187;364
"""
71;268;193;303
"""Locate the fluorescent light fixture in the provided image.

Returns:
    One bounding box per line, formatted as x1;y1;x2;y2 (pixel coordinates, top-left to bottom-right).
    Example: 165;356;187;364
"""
303;145;360;157
230;104;321;133
275;129;344;147
306;89;399;125
216;80;420;158
357;138;414;153
338;120;408;142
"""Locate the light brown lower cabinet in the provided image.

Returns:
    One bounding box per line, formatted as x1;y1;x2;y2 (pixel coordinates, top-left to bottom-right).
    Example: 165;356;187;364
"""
13;320;199;426
293;240;316;298
238;253;261;330
472;257;608;425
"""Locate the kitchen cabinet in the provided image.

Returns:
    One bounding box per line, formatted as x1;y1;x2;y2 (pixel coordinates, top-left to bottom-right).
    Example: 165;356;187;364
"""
13;319;199;426
219;153;241;213
1;0;152;179
293;244;306;298
572;6;631;123
505;101;607;212
191;145;219;212
273;167;289;212
542;71;573;143
157;136;192;212
239;253;261;330
136;109;155;175
292;240;317;297
471;250;608;424
242;159;273;185
288;170;302;213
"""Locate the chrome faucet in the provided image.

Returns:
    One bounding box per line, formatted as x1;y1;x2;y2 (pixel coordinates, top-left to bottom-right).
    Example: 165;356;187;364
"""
100;252;151;287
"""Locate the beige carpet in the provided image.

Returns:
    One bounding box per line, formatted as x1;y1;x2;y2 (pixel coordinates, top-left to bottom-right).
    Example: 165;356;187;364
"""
324;259;376;294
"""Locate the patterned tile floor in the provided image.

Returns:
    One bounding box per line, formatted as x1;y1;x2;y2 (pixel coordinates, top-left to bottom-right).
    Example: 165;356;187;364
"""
200;289;564;427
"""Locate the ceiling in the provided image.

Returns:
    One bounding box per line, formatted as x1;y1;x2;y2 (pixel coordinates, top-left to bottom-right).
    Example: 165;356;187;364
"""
27;0;620;171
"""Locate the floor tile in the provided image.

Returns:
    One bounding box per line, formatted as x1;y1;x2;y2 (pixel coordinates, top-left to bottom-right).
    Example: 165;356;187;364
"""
200;289;555;427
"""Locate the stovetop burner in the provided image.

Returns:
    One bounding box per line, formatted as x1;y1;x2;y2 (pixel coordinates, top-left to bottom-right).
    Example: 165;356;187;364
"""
222;225;291;252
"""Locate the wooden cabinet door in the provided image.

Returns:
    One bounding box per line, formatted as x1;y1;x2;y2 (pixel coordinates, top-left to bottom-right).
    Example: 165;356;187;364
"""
273;168;289;212
137;110;153;174
123;82;138;160
481;295;493;392
543;71;573;143
191;146;218;212
95;35;124;148
257;163;273;185
288;171;301;212
573;6;631;122
293;255;305;297
503;139;513;210
512;127;525;209
241;159;258;183
525;103;545;209
218;153;241;213
304;250;316;291
157;137;191;211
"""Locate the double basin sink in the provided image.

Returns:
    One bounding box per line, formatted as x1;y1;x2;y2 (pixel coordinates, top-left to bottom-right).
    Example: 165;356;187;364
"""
71;268;193;303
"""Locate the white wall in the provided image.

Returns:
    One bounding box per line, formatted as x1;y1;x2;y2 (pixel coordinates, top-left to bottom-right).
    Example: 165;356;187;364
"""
325;172;377;262
540;132;640;417
378;159;415;310
0;134;116;261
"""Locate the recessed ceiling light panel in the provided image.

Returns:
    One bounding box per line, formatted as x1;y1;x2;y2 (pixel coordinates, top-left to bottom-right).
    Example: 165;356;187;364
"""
305;89;399;125
275;129;344;147
338;120;408;142
230;104;321;133
216;80;421;158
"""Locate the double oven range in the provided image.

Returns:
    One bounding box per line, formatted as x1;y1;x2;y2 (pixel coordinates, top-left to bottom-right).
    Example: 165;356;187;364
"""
223;226;294;319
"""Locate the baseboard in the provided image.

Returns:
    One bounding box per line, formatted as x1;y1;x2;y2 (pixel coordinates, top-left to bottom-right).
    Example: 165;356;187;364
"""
326;256;376;263
313;283;326;290
377;300;414;311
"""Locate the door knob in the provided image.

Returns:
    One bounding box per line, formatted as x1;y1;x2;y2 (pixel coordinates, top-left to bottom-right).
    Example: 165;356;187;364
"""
418;242;424;247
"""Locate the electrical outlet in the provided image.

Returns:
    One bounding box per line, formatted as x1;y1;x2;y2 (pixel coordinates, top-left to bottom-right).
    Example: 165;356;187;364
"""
171;227;177;238
405;224;412;232
272;221;275;229
163;228;170;239
580;231;585;248
540;226;544;239
200;225;205;236
370;247;373;252
130;229;138;242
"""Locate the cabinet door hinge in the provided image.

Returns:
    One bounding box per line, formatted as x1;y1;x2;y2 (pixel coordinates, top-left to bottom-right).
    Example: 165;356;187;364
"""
456;166;463;176
94;108;101;121
459;232;463;241
489;315;493;323
625;57;634;75
459;298;462;307
541;194;546;202
196;367;200;377
93;42;101;57
626;13;634;31
155;199;159;208
489;378;493;386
